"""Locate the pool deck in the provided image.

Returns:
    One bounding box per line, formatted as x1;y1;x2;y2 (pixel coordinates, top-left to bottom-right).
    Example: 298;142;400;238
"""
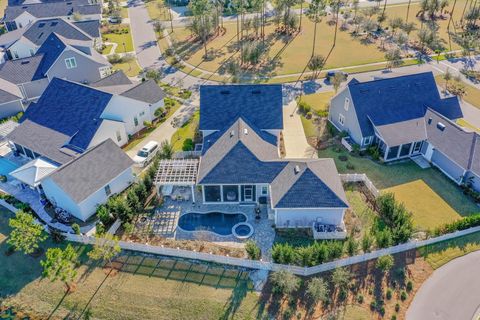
134;189;276;260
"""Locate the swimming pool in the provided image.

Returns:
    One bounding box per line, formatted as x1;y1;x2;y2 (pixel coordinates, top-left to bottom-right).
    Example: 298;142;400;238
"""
0;157;19;178
178;211;247;236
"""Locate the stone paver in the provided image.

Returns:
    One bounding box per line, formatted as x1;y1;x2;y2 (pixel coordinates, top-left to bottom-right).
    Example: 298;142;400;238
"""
282;100;317;159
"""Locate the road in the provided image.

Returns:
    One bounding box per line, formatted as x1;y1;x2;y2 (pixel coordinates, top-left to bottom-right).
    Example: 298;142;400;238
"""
407;250;480;320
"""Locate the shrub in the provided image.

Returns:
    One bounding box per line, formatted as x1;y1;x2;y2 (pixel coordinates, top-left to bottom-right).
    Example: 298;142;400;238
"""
357;294;364;304
298;100;311;114
345;237;358;256
376;193;414;244
362;234;373;252
406;280;413;292
391;315;397;320
182;138;194;151
154;107;165;118
395;303;400;312
96;205;112;225
433;213;480;236
0;175;7;182
370;301;377;310
107;53;122;64
96;222;105;235
400;290;407;301
338;155;348;162
305;111;313;119
338;287;348;301
376;255;394;274
72;223;81;235
123;222;134;235
269;270;300;296
386;288;392;300
245;240;261;260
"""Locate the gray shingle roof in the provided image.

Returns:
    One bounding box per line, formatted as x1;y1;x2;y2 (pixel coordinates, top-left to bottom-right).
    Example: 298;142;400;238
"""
0;78;22;104
5;2;101;20
7;119;77;164
23;18;91;46
0;28;24;47
72;20;100;38
120;80;165;104
270;160;348;208
91;70;132;88
469;137;480;176
373;117;427;147
0;54;45;84
48;139;133;203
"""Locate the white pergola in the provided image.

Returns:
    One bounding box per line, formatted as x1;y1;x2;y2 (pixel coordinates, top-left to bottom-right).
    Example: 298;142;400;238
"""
154;159;199;202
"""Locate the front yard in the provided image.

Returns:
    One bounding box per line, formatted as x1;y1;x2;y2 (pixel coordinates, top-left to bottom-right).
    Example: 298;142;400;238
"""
318;145;479;231
101;24;134;53
435;75;480;109
170;111;199;151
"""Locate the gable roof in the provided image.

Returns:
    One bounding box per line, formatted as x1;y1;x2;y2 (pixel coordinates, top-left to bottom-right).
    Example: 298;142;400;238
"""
0;54;45;83
0;78;23;104
4;2;101;21
120;79;166;104
47;139;133;203
91;70;132;87
23;18;91;46
270;160;348;209
34;32;66;77
19;78;113;151
347;72;462;137
372;117;427;147
198;118;281;184
0;27;25;48
10;157;58;187
72;20;100;38
199;84;283;131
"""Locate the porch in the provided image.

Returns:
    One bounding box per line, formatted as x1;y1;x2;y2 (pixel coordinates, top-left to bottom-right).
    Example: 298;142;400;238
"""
374;137;425;162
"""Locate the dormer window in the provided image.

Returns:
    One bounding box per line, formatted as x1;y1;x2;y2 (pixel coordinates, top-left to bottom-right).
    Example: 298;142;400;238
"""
344;97;350;111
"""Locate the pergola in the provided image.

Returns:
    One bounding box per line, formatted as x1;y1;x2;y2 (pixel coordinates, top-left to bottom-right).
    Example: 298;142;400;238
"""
154;159;199;202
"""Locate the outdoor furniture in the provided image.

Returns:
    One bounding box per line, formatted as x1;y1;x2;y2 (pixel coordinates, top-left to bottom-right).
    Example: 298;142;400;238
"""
226;191;237;201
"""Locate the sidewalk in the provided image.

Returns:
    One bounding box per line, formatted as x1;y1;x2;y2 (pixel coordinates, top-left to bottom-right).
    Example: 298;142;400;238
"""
282;100;317;159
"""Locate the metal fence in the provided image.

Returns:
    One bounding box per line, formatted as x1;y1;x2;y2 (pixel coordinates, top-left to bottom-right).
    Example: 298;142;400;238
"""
340;173;380;197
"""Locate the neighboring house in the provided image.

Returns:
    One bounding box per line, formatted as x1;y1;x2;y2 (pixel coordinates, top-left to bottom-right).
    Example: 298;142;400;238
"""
41;139;134;221
0;32;111;101
195;85;349;230
0;77;26;118
3;0;102;31
0;18;101;60
329;72;463;161
7;77;165;164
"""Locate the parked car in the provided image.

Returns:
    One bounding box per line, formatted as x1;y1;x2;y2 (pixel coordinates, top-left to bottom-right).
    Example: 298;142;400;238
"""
133;141;159;167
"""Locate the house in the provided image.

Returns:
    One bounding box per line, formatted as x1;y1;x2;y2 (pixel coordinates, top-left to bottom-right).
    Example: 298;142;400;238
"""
0;77;26;118
7;77;165;164
0;32;111;101
3;0;102;32
0;18;101;60
41;139;134;221
328;72;463;161
161;85;349;232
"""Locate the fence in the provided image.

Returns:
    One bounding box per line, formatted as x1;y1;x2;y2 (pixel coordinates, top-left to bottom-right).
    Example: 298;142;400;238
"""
340;173;380;197
173;151;201;159
64;225;480;276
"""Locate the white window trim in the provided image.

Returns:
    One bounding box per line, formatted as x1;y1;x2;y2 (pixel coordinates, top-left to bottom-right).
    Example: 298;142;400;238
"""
65;57;77;69
339;114;345;126
364;136;372;145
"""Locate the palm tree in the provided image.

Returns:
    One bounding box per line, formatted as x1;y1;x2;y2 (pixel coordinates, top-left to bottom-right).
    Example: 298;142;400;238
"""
189;0;214;58
406;0;413;21
307;0;327;56
329;0;341;47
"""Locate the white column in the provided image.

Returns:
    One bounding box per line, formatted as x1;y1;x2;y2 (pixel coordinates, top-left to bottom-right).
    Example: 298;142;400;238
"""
191;185;195;203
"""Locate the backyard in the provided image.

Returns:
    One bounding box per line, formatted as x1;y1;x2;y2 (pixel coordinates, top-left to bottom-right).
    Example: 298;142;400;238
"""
318;145;479;231
101;24;134;54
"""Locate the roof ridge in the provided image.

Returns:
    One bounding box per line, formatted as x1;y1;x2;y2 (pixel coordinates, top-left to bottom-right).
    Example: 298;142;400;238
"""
349;72;433;86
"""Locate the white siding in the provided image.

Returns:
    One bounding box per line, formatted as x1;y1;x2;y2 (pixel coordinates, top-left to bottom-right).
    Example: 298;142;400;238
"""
0;100;24;118
102;95;153;136
8;38;37;60
275;208;346;228
14;12;35;29
87;119;128;148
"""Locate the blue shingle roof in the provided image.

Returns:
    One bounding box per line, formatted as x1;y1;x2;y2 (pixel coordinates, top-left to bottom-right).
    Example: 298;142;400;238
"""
20;78;112;151
199;143;287;184
348;72;462;136
199;84;283;131
34;33;67;80
274;168;348;208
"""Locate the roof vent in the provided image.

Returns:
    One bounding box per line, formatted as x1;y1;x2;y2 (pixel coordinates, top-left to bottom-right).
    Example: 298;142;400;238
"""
66;1;72;4
230;130;235;137
294;165;300;174
437;122;446;131
220;90;230;95
22;6;27;8
243;128;248;135
21;60;30;65
360;89;369;93
427;117;432;125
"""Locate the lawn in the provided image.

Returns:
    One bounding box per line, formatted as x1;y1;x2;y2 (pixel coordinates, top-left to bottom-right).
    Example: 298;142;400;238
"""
435;75;480;109
299;91;335;112
457;118;480;133
102;24;134;53
318;146;479;230
418;231;480;269
171;111;199;151
101;44;114;55
112;59;142;77
146;0;172;20
0;0;6;20
0;207;263;320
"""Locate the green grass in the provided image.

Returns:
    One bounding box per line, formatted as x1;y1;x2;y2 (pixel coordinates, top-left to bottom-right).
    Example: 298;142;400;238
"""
112;59;142;77
457;118;480;133
419;231;480;269
0;206;264;319
171;111;199;151
146;0;171;20
345;184;377;237
102;24;134;53
299;91;335;112
318;146;479;229
101;44;114;55
435;75;480;109
0;0;6;19
300;115;317;138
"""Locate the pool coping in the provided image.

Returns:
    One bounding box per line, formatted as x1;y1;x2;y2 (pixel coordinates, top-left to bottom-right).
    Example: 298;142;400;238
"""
176;210;250;238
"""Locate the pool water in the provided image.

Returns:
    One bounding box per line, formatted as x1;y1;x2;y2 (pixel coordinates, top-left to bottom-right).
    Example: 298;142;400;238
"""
178;212;247;236
0;157;19;178
234;224;252;237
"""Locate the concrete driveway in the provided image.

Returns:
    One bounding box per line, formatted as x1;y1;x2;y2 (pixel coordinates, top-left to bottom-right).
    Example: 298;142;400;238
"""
282;101;317;159
407;250;480;320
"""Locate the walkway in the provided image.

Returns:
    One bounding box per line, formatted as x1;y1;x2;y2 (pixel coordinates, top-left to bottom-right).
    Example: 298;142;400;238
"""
282;100;317;159
407;250;480;320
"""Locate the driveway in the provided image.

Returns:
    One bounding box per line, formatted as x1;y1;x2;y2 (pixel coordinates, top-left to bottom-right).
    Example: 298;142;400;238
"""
282;101;317;159
407;250;480;320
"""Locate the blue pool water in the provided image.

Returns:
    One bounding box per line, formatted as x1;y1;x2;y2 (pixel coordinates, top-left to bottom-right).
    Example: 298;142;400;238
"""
178;212;247;236
0;157;19;178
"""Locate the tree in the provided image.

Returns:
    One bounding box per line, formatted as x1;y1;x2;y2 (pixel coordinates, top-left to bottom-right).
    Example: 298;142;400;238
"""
189;0;214;57
362;233;373;252
127;188;142;213
8;210;47;255
308;54;326;78
145;68;162;82
88;233;121;270
376;254;394;275
332;72;346;92
269;269;300;295
160;140;174;159
331;267;352;291
307;0;327;56
346;237;359;256
329;0;342;47
443;68;452;92
152;19;165;35
41;244;79;291
385;47;403;69
306;277;329;306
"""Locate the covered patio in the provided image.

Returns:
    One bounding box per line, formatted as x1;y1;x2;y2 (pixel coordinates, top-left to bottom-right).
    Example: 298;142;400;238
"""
154;159;199;203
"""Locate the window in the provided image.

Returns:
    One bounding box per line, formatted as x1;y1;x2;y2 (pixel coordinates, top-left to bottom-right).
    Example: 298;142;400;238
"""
104;185;111;196
339;114;345;126
116;130;122;142
29;49;34;56
65;57;77;69
223;185;239;202
134;117;138;126
18;22;23;28
204;186;221;202
344;97;350;111
364;136;372;146
261;186;268;195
